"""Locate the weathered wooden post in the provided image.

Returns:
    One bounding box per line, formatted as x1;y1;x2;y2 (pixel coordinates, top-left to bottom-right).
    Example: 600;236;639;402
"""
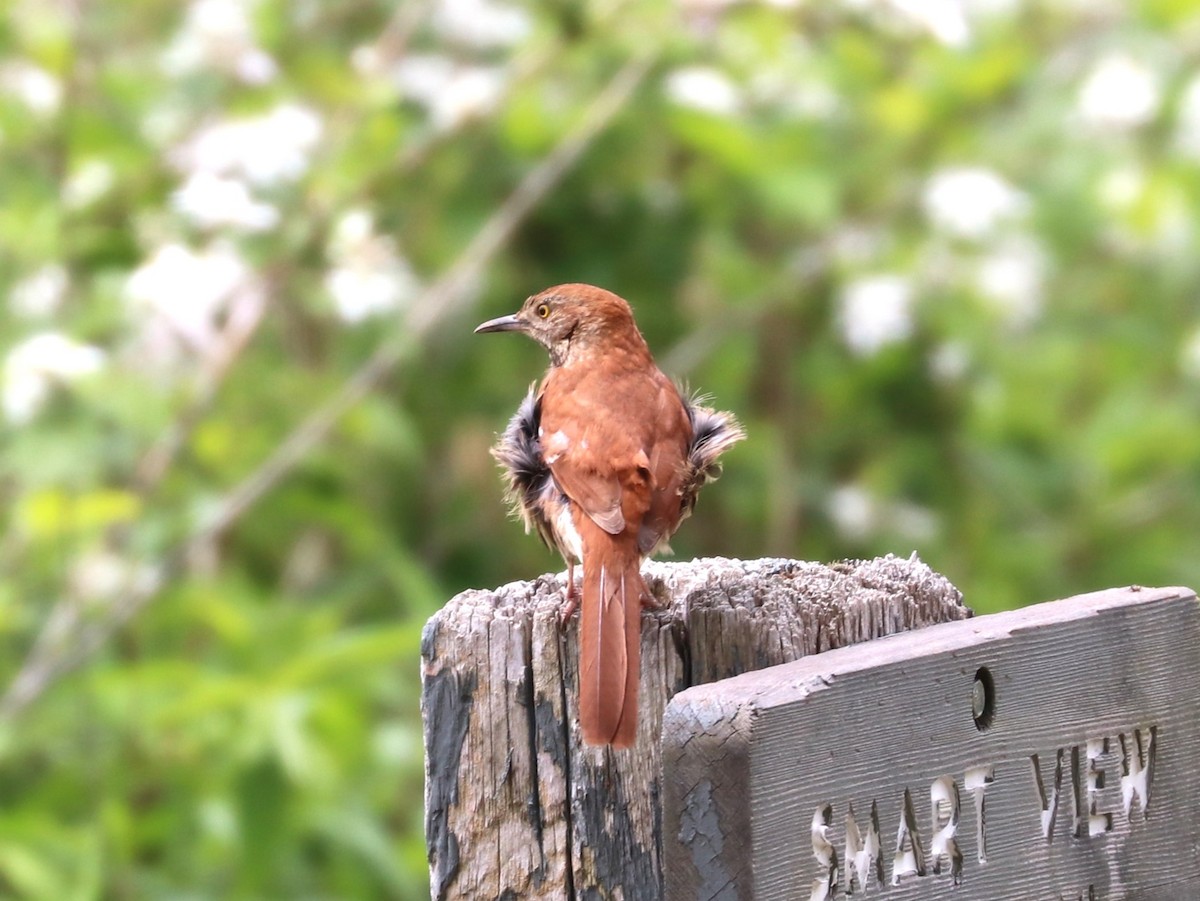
662;585;1200;899
421;554;969;899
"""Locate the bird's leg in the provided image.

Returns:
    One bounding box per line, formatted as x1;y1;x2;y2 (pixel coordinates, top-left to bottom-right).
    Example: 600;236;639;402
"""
559;561;579;625
640;583;666;611
636;562;665;610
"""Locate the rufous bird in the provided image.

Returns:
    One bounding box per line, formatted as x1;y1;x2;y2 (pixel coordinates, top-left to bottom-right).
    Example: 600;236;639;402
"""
476;284;743;747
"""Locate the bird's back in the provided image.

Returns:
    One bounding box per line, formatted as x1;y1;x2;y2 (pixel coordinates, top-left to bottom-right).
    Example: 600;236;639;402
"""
540;350;690;552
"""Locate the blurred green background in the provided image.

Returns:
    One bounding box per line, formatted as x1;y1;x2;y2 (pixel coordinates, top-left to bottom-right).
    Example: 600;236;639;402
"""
3;0;1200;896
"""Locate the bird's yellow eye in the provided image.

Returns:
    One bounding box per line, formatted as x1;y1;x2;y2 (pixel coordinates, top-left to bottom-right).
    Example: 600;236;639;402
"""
536;303;550;318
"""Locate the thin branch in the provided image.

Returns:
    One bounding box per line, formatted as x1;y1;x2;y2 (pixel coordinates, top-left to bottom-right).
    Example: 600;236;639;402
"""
373;0;433;66
0;50;656;722
133;285;269;493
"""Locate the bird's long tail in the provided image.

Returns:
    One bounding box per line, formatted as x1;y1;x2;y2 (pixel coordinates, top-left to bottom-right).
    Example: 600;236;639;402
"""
578;518;643;748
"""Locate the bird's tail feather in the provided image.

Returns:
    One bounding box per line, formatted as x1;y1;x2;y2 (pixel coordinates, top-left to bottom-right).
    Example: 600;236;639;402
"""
578;519;643;748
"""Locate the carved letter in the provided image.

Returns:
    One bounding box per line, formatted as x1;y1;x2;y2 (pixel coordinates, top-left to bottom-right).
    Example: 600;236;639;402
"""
1085;738;1113;836
810;804;838;901
1031;751;1064;841
965;764;994;861
1119;727;1156;821
891;789;926;885
929;776;963;884
844;801;883;893
1070;745;1087;838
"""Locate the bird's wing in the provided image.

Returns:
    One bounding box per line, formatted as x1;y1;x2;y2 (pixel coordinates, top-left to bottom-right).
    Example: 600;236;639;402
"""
548;456;627;535
537;366;671;539
541;416;652;537
631;374;693;555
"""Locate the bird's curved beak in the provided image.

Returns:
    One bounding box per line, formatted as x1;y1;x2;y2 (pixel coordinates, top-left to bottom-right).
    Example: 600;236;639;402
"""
474;313;525;334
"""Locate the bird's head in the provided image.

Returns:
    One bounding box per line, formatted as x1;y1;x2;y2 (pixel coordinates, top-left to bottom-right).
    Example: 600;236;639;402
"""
475;283;645;367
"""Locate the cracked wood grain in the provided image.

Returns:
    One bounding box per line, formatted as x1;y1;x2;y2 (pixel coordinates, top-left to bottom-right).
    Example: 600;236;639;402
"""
421;554;968;899
661;585;1200;900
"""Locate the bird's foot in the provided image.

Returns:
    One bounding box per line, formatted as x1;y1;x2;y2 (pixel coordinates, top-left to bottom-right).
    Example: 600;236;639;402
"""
640;584;667;610
558;577;579;626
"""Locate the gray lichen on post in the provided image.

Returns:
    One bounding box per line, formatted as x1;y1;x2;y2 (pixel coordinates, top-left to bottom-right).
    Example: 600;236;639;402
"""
421;554;969;900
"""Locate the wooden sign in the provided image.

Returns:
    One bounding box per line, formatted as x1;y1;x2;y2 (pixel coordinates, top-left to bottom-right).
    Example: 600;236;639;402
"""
662;586;1200;900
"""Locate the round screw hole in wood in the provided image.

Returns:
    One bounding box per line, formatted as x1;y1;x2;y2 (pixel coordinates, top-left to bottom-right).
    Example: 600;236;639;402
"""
973;666;996;731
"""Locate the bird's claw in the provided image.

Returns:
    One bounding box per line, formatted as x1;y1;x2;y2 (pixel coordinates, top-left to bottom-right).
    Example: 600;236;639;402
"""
558;579;579;627
640;589;666;611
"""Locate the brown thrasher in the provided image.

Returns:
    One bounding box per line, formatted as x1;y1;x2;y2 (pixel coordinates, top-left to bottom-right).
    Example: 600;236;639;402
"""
476;284;743;747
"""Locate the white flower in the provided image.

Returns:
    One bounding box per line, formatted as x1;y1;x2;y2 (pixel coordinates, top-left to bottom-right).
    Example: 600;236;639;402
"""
839;274;914;356
922;167;1027;239
62;159;116;209
664;66;742;116
162;0;278;84
1077;54;1159;130
350;44;384;78
71;550;128;600
431;0;531;48
125;242;263;359
235;50;276;85
325;270;406;323
891;500;938;543
974;238;1045;328
329;209;375;252
392;55;506;132
10;265;68;318
173;104;322;186
430;69;505;132
962;0;1019;16
841;0;970;47
827;482;937;542
324;210;420;323
142;102;195;148
827;484;878;540
748;69;839;119
3;332;105;423
392;55;454;101
1;61;62;116
886;0;969;47
172;171;280;232
69;549;158;604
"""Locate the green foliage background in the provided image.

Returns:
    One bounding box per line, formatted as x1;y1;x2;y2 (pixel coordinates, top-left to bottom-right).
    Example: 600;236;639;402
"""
2;0;1200;896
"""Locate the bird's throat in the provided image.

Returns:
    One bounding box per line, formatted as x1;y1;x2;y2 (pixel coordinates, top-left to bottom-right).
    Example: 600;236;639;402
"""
547;323;578;368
